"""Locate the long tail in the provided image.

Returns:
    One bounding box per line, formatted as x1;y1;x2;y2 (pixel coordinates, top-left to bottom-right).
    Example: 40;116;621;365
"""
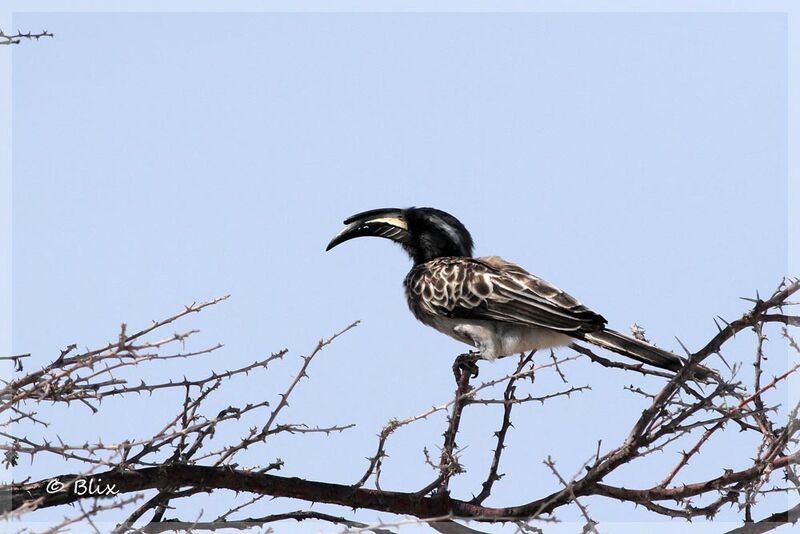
582;329;714;380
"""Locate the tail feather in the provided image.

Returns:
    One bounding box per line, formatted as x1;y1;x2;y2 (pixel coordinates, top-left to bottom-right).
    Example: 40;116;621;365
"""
583;329;713;380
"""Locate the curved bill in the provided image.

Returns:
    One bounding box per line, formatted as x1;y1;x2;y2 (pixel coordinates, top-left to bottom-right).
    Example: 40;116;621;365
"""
326;208;409;251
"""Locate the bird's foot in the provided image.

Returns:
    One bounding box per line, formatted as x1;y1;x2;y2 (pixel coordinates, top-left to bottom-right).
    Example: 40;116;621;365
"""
452;351;481;384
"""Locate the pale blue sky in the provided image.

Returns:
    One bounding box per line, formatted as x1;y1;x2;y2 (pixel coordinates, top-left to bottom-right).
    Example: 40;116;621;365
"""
8;9;794;533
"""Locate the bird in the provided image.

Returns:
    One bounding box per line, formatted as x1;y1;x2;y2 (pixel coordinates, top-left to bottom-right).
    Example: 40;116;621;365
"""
326;206;712;380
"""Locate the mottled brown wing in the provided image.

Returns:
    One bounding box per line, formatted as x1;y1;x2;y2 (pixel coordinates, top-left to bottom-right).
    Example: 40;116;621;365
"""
407;256;606;333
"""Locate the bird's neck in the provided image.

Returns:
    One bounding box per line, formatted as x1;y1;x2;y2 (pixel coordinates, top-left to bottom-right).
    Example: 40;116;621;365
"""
406;246;471;265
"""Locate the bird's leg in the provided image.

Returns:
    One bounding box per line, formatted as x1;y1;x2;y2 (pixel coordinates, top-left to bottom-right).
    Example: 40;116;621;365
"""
452;351;481;384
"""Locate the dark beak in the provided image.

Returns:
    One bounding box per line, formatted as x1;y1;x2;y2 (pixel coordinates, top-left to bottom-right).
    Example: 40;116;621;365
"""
326;208;408;251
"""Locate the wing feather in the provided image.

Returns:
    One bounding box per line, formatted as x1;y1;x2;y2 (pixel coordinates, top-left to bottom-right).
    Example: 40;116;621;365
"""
406;256;607;333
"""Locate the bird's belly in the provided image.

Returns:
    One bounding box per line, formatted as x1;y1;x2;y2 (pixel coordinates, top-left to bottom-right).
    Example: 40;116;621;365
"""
492;324;572;358
424;317;572;360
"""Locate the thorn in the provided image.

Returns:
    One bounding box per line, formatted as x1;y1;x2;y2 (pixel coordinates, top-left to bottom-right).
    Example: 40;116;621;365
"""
674;336;691;356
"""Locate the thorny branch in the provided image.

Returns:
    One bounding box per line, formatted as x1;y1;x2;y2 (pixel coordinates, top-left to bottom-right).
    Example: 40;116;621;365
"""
471;352;536;505
0;29;53;46
6;278;800;533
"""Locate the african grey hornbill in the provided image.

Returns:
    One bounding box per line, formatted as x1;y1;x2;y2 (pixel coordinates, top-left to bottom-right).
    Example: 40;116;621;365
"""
326;207;712;380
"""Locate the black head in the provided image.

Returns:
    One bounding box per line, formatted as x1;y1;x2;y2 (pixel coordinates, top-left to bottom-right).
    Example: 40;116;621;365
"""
326;207;474;265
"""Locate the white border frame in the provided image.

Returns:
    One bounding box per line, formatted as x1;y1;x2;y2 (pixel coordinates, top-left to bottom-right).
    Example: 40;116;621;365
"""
2;1;795;531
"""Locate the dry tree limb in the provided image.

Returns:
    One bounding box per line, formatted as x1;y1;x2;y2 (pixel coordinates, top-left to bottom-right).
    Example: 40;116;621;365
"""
7;278;800;531
724;502;800;534
0;29;53;45
471;352;535;505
